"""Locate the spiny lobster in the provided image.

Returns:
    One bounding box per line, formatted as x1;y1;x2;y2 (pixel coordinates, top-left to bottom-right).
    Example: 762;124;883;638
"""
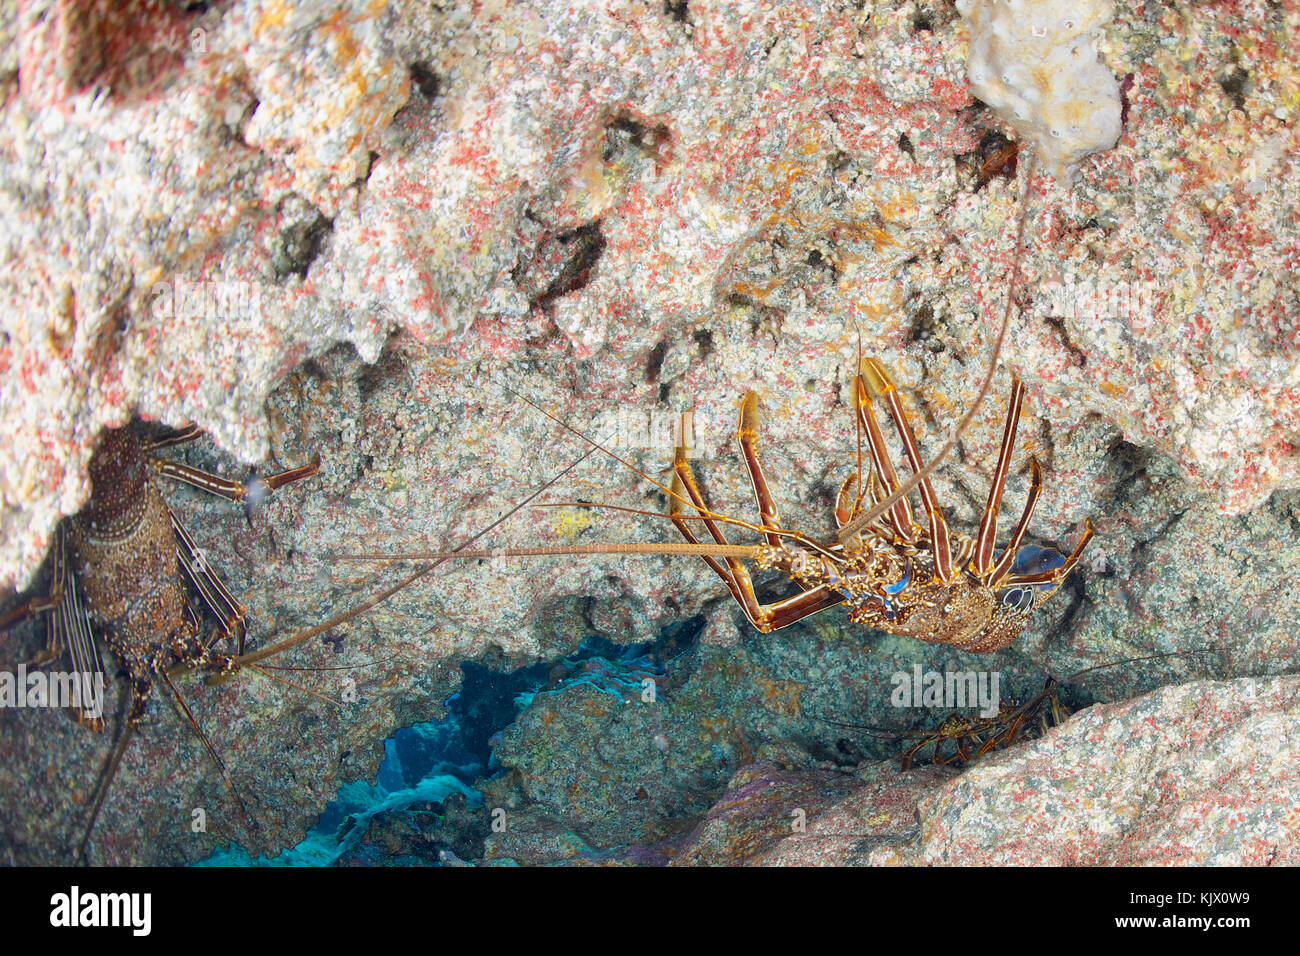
810;650;1205;772
0;420;318;861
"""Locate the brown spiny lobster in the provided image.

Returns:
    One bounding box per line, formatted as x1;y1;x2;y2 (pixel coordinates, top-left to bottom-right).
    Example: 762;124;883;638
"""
816;650;1205;772
0;420;318;862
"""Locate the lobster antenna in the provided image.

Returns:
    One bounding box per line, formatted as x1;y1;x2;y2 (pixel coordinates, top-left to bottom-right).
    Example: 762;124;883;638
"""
836;149;1039;544
244;661;344;707
156;667;255;830
496;380;745;524
853;322;866;518
235;439;604;668
78;721;137;863
333;542;766;562
1063;648;1210;683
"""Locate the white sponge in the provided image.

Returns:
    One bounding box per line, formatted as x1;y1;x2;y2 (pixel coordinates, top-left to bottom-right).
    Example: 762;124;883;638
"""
957;0;1123;182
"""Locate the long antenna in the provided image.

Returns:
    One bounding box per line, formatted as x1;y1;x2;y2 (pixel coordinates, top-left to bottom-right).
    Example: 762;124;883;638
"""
232;440;604;668
333;542;765;562
495;382;841;559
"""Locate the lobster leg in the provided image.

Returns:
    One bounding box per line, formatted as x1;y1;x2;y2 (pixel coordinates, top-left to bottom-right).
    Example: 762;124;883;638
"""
669;446;843;633
859;360;956;583
151;444;316;654
833;472;862;529
0;590;60;633
735;392;834;599
144;422;204;451
987;458;1043;588
0;526;66;633
736;393;784;546
153;456;320;503
669;458;748;609
970;377;1027;580
0;528;107;728
171;511;250;655
50;534;107;730
853;367;918;545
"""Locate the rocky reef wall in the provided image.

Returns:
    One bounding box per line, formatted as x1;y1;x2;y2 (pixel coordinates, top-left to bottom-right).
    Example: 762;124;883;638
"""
0;0;1297;865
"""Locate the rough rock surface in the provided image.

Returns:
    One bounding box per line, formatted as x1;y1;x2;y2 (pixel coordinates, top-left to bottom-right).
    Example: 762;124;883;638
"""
634;677;1300;866
0;0;1297;865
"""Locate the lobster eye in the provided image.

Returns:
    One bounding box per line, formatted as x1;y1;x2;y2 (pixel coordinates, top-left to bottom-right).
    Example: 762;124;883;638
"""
1008;544;1067;577
999;587;1035;614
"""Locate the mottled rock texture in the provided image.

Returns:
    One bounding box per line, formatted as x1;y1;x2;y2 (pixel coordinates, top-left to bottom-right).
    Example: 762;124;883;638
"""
0;0;1296;864
642;677;1300;866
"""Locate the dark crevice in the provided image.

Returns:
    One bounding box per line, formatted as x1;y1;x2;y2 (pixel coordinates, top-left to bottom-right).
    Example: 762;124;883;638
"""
1050;571;1089;637
1118;73;1135;131
1127;508;1188;578
603;111;673;171
540;222;606;307
233;97;259;147
516;221;607;313
897;132;916;161
692;328;715;361
805;248;839;284
356;337;407;404
273;210;333;281
905;301;945;353
726;294;786;337
910;1;957;33
645;340;668;383
1218;63;1250;112
1043;315;1088;368
409;61;441;100
1108;438;1156;502
955;130;1019;192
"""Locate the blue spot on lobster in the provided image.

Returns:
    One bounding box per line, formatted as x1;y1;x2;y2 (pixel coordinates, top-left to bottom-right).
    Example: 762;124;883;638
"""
1007;544;1066;579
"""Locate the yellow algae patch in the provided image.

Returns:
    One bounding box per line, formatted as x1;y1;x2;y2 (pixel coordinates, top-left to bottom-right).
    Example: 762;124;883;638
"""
549;506;594;542
256;0;289;32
